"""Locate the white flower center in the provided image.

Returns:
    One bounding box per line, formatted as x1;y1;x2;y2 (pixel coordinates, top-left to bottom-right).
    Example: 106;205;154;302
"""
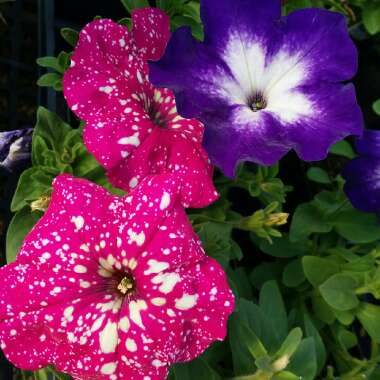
210;32;314;124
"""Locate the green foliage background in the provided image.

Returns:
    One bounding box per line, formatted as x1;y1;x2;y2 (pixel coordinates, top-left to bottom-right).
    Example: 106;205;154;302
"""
7;0;380;379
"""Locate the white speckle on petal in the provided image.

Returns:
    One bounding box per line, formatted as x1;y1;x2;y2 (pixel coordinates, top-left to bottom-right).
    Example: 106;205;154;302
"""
101;362;117;375
152;273;180;294
151;297;166;306
71;216;84;231
159;192;170;210
91;315;105;332
99;86;113;94
129;177;138;188
126;338;137;352
99;321;118;353
175;294;198;310
144;260;169;275
74;265;87;274
118;132;140;147
63;306;74;322
127;228;145;246
152;359;165;368
118;316;130;333
129;300;148;330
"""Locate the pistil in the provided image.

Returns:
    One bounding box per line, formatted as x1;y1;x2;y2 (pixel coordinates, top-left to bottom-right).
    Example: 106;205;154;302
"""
117;274;136;296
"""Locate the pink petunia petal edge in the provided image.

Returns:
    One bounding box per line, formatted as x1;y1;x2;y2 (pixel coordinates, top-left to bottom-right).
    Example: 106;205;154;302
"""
0;174;234;379
63;17;218;209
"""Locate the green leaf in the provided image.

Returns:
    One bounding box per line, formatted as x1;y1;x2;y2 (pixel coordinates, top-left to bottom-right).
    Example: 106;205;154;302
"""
37;72;62;87
120;0;149;13
356;303;380;342
259;281;288;349
272;371;300;380
118;17;132;28
274;328;303;360
333;309;355;326
195;222;240;266
373;99;380;116
11;167;54;212
60;27;79;46
33;369;49;380
307;167;331;184
236;299;264;336
362;4;380;35
6;207;43;263
259;235;308;258
183;1;201;22
36;56;64;73
250;262;284;290
329;140;355;159
171;15;204;40
32;107;72;165
171;358;221;380
286;338;317;380
319;274;359;311
228;268;253;300
229;310;268;375
337;328;357;350
302;256;340;287
312;296;335;324
303;314;326;374
332;209;380;243
57;51;70;70
282;259;305;288
290;203;332;242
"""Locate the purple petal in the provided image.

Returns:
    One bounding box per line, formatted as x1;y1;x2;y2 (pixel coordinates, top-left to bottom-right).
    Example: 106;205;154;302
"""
343;130;380;213
0;128;33;172
201;0;280;48
343;156;380;213
355;130;380;157
203;106;288;176
284;83;363;161
150;1;362;176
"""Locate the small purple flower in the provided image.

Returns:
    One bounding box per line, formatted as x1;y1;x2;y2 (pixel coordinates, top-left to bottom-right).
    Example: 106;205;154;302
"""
0;129;33;172
149;0;363;176
343;130;380;214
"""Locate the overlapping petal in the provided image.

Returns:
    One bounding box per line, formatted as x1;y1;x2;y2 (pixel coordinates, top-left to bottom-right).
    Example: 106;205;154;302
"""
63;15;217;208
149;0;363;176
0;174;234;379
343;130;380;214
132;8;170;60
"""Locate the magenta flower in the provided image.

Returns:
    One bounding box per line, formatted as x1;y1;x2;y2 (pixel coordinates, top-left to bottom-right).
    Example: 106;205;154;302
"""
63;10;218;208
0;174;234;379
149;0;364;176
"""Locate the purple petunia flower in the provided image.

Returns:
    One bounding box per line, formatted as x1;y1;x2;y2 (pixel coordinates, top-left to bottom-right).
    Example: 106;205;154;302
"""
343;130;380;214
149;0;364;176
0;128;33;172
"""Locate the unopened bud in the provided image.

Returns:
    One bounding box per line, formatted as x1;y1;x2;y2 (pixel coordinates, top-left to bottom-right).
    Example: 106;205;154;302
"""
31;195;51;212
272;355;290;372
264;213;289;227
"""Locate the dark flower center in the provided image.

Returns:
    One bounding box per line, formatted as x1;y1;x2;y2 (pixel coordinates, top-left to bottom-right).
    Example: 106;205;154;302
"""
248;93;267;112
117;275;135;295
111;271;136;297
148;107;169;129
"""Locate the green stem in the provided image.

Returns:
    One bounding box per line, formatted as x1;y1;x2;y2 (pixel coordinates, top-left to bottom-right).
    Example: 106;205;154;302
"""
226;370;272;380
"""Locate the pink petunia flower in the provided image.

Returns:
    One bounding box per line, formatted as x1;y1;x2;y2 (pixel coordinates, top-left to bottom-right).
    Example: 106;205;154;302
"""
63;10;218;208
0;174;234;379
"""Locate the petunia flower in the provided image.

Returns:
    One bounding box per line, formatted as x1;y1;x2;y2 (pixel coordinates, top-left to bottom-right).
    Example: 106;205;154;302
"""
343;130;380;214
63;10;218;208
149;0;364;177
0;128;32;172
0;174;234;380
